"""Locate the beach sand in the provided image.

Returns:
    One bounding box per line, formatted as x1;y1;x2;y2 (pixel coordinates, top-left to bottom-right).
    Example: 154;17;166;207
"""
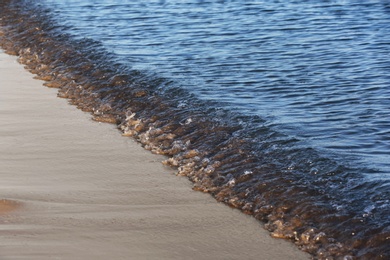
0;50;309;259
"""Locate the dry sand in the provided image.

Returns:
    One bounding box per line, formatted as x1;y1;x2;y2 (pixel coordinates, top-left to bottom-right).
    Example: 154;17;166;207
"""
0;50;309;259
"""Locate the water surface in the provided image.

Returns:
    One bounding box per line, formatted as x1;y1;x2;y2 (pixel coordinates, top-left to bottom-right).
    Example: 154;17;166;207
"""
1;0;389;258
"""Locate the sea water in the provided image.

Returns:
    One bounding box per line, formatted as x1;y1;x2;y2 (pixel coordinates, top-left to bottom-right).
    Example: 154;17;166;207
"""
0;0;389;258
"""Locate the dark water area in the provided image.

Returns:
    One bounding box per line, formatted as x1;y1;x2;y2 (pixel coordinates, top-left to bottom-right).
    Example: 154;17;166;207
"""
0;0;389;259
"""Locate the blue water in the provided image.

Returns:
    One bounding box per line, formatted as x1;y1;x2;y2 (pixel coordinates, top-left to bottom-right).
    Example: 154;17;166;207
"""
43;0;390;177
1;0;390;257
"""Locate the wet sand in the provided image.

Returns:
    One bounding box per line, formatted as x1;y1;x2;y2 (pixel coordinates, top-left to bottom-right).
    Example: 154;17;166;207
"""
0;50;309;259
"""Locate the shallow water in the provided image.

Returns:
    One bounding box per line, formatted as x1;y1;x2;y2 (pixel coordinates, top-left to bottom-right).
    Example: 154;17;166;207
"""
43;0;390;175
1;0;390;259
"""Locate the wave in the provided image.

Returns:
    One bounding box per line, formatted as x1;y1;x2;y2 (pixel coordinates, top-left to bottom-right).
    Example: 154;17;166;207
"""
1;0;389;259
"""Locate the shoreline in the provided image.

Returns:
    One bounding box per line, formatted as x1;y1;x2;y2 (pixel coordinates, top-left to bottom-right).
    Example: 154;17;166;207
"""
0;50;309;259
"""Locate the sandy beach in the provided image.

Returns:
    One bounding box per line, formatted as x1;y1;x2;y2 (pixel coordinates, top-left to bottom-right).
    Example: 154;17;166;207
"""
0;50;309;259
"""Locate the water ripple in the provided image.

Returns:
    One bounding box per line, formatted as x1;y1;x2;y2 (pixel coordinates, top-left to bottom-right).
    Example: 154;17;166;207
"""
2;0;390;258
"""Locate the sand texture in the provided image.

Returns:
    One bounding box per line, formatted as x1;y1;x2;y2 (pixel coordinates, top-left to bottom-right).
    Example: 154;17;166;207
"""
0;51;309;259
